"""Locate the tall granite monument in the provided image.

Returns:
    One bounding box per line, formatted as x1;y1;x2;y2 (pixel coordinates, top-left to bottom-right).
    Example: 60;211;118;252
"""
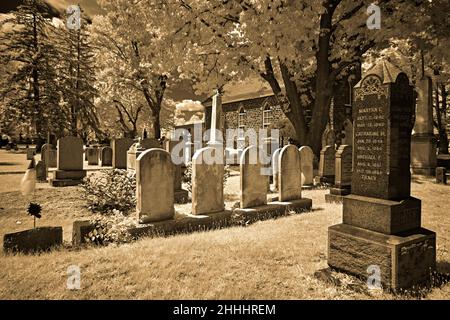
411;76;437;175
327;61;436;290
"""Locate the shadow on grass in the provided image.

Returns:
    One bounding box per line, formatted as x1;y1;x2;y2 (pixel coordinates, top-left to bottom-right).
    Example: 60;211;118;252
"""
0;162;19;166
315;263;450;299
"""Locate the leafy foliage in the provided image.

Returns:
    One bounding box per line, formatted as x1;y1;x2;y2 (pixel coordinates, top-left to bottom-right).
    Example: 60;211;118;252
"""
81;169;136;214
0;0;65;137
84;210;135;245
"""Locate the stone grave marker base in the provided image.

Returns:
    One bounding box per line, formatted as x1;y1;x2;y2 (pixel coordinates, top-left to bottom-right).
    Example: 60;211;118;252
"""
72;220;96;246
3;227;63;254
49;170;86;187
328;224;436;291
342;195;421;235
233;198;312;220
411;134;437;176
325;187;351;204
72;199;313;246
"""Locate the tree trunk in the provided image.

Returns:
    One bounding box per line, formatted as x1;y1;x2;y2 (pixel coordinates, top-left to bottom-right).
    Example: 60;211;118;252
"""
32;12;41;137
153;110;161;140
306;3;335;156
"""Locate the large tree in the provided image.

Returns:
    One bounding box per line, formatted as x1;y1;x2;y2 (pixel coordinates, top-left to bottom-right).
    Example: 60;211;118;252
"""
0;0;65;140
91;1;184;140
53;7;101;138
145;0;433;155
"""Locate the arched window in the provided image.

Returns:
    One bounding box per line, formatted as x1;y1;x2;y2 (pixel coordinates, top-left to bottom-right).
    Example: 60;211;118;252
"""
262;104;272;128
238;106;246;129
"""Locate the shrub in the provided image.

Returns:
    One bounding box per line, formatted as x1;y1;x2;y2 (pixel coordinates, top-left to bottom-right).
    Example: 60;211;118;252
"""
182;161;231;193
81;169;136;214
84;210;135;245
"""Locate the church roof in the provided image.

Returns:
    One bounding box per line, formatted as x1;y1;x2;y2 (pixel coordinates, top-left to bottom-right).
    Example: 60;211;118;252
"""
203;78;274;107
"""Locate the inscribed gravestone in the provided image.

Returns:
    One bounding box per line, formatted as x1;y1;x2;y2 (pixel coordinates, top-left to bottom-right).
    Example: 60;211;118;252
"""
318;145;335;181
328;61;436;290
57;136;83;171
192;147;224;215
112;138;134;169
352;73;413;200
335;145;352;189
299;146;314;186
136;148;174;223
100;146;112;166
240;146;267;208
272;148;281;191
278;145;301;201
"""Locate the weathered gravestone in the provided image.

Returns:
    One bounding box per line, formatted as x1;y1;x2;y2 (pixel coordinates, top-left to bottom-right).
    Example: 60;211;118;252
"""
127;138;160;170
3;227;63;254
136;148;174;223
342;119;354;147
26;147;36;160
325;145;352;203
327;61;436;290
49;136;86;187
436;167;447;184
321;125;335;149
165;140;189;203
192;147;224;215
240;146;267;208
411;76;437;175
86;147;99;165
41;143;57;168
112;138;134;169
271;148;281;191
99;146;112;167
35;160;47;182
299;146;314;188
278;144;301;202
318;145;335;183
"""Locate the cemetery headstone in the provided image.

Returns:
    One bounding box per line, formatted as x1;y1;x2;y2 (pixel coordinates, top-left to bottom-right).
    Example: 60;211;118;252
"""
321;125;335;148
165;140;189;203
272;148;281;191
86;147;99;165
49;136;86;187
192;147;224;215
436;167;447;184
112;138;134;169
127;138;160;170
136;148;175;223
327;60;436;290
26;148;36;160
240;146;267;208
342;119;354;147
318;145;335;183
411;76;437;175
35;160;47;182
3;227;63;254
299;146;314;187
99;146;112;167
325;145;352;203
278;144;302;202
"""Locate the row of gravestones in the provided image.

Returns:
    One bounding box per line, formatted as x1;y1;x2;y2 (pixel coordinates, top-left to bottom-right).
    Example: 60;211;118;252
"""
40;137;189;202
136;144;312;223
85;146;113;167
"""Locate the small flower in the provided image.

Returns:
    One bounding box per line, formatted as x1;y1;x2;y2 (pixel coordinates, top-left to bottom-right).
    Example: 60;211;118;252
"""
27;202;42;219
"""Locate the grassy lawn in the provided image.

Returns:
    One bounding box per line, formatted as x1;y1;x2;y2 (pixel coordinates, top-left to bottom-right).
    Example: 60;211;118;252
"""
0;168;449;299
